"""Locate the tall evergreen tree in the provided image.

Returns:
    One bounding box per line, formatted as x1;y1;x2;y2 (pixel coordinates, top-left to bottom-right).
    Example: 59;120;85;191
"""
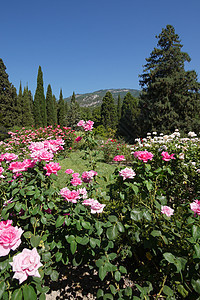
118;92;140;140
101;91;117;129
0;58;18;128
57;89;65;127
52;94;57;125
46;84;54;126
16;81;23;126
117;94;122;122
66;92;81;128
139;25;200;135
22;86;34;127
33;66;47;127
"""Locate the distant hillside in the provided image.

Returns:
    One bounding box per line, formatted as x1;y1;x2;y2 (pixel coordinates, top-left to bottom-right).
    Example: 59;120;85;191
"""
64;88;140;108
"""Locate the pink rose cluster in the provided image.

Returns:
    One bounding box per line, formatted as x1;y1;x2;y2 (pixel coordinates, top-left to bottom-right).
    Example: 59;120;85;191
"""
71;172;83;186
29;139;64;162
77;120;94;131
10;248;42;284
161;151;176;161
60;187;80;203
161;205;174;217
113;155;126;162
190;199;200;217
75;136;82;142
133;151;154;163
0;220;23;256
81;170;98;183
0;153;18;163
119;167;136;180
0;166;5;178
8;159;36;174
82;198;106;214
43;162;61;176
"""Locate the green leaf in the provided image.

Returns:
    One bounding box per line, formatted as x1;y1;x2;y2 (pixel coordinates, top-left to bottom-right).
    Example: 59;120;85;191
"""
42;252;51;262
50;270;59;281
23;231;32;239
55;252;62;262
97;289;104;298
108;215;118;223
163;252;176;264
106;225;118;240
15;202;22;212
66;235;75;243
192;225;200;241
39;294;46;300
131;185;139;195
56;215;65;228
12;188;19;196
30;235;41;248
11;289;22;300
103;294;113;300
192;279;200;294
81;221;91;229
99;266;107;281
114;271;121;282
163;285;174;296
176;284;188;298
0;282;6;299
130;209;143;221
76;236;89;245
194;244;200;257
119;266;127;274
109;284;116;295
117;222;125;232
90;238;97;248
22;285;37;300
143;211;152;221
151;230;161;237
41;215;47;224
70;240;77;254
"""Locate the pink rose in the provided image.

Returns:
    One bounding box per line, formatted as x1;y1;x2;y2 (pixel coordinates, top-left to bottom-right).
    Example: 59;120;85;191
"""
77;120;85;127
190;200;200;216
82;199;106;214
81;170;98;183
119;167;136;180
134;151;154;163
65;169;74;174
78;187;88;199
0;220;12;230
3;153;19;163
161;151;175;161
0;225;23;256
37;150;54;162
43;162;61;176
10;248;43;284
60;188;80;203
83;120;94;131
161;205;174;217
113;155;126;162
75;136;82;142
71;177;82;186
8;161;27;173
0;166;5;178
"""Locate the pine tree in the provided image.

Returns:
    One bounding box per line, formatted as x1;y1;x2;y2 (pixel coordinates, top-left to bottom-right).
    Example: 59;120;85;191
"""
46;84;54;126
66;92;81;128
118;92;140;140
139;25;200;135
0;58;18;128
22;86;34;127
33;66;47;127
57;89;65;127
101;91;117;129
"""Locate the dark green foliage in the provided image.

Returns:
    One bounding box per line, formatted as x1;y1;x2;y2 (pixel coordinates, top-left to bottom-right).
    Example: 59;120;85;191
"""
101;91;117;129
92;107;101;127
52;94;57;125
33;66;47;127
66;91;81;128
117;94;121;122
118;92;140;141
0;58;18;128
139;25;200;135
57;89;65;127
16;82;23;126
46;84;54;126
22;86;34;127
80;107;92;121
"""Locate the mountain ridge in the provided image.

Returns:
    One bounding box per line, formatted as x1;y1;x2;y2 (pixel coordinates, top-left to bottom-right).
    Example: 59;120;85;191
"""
64;88;140;107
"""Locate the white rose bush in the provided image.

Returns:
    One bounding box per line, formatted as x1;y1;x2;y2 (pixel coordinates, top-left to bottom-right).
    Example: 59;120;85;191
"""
0;125;200;299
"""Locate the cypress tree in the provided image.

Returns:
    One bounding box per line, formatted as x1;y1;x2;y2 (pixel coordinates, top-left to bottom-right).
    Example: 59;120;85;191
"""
118;92;140;140
52;94;57;125
22;86;34;127
101;91;117;129
0;58;18;128
46;84;54;126
34;66;47;127
139;25;200;135
117;94;122;123
67;91;81;128
57;89;65;127
16;81;23;126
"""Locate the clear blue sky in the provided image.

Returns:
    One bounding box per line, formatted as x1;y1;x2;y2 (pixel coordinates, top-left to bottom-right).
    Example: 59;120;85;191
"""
1;0;200;99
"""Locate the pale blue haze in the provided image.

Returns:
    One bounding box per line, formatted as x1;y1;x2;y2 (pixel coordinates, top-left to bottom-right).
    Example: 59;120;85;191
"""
1;0;200;99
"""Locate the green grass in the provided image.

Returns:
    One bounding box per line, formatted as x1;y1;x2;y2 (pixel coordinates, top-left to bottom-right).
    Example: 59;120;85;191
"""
55;150;116;190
